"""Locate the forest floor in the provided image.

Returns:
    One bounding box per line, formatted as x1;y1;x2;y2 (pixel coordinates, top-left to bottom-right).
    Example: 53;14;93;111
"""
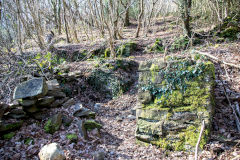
1;17;240;160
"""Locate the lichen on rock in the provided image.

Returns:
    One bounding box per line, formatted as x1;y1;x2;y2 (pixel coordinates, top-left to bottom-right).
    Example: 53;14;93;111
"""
136;58;215;151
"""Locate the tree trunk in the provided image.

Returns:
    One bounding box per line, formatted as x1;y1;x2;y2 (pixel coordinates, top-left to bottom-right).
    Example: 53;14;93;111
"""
63;0;70;43
135;0;144;38
58;0;62;35
181;0;192;37
124;8;130;26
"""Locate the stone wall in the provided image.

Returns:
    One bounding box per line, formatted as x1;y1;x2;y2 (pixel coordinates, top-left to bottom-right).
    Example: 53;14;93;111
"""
135;58;215;151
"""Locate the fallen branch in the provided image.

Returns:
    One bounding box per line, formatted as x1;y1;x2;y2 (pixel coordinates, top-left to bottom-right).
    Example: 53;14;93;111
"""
195;120;205;160
194;50;240;69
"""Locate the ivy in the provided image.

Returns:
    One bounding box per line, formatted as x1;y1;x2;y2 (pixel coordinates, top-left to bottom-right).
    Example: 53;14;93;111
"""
142;60;206;100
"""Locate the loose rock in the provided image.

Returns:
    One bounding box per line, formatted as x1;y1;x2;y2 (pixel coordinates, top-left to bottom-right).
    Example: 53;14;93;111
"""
38;143;66;160
13;78;48;99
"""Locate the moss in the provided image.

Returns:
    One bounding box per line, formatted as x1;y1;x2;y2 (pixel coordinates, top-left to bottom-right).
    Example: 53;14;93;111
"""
66;133;78;143
3;132;15;140
150;64;159;82
148;38;164;53
44;114;62;134
220;26;240;40
117;42;137;57
84;120;102;131
0;121;23;133
175;124;209;151
151;138;171;150
24;138;34;145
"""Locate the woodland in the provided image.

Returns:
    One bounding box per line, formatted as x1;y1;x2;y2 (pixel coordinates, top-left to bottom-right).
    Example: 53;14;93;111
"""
0;0;240;160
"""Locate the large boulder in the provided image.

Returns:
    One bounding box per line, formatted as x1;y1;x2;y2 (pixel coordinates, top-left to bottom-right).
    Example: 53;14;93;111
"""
13;78;48;99
38;143;66;160
136;58;215;151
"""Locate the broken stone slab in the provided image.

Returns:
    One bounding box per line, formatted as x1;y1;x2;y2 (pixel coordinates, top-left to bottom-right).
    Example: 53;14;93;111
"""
13;78;48;100
73;103;96;119
62;98;75;108
38;143;66;160
37;96;55;107
77;120;88;139
44;113;62;134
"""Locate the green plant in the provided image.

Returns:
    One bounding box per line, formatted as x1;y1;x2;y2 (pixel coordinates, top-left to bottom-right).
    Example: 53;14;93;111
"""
142;60;206;100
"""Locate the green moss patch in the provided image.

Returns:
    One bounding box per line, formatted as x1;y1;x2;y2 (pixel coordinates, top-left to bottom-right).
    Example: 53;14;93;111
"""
3;132;15;140
84;120;102;131
66;133;78;143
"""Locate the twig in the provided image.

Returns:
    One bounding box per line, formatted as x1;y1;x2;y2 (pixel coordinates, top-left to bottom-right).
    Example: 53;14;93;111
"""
194;50;240;69
235;102;240;118
195;120;205;160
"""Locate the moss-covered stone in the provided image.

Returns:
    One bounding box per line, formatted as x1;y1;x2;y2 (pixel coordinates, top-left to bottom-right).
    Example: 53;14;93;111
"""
116;42;137;57
66;133;78;143
3;132;15;140
44;113;62;134
146;38;164;53
0;120;23;135
87;59;137;98
84;120;102;131
136;58;215;151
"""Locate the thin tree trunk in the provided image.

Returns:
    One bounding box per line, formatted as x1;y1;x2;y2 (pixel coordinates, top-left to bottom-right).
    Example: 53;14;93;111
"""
63;0;70;43
135;0;144;38
58;0;62;35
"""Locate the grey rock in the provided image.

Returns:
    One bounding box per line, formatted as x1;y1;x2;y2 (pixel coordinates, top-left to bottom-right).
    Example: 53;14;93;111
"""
77;120;88;139
94;103;101;112
50;97;69;108
62;98;75;108
0;120;23;134
127;115;136;120
93;150;105;160
47;79;60;91
0;103;8;119
13;78;48;99
38;96;55;107
138;91;152;104
62;115;73;127
44;113;62;134
32;111;48;120
24;105;40;113
7;108;27;119
20;99;36;107
47;90;66;99
38;143;65;160
73;104;96;119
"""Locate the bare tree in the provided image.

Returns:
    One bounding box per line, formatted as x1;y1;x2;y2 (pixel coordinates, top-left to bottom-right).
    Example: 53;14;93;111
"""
135;0;144;38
